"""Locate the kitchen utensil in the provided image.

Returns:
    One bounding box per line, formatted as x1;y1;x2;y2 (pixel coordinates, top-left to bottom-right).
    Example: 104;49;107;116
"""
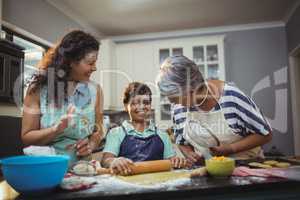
96;160;173;176
0;155;69;195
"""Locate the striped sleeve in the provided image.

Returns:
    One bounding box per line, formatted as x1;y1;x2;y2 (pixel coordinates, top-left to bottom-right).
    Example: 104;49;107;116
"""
172;105;191;145
222;83;272;136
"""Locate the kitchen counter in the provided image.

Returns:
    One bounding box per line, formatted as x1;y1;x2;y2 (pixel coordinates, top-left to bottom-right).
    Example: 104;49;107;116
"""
1;172;300;200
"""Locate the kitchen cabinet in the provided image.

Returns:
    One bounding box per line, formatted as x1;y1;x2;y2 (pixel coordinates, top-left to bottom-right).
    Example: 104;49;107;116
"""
0;39;24;104
100;35;225;128
153;35;225;127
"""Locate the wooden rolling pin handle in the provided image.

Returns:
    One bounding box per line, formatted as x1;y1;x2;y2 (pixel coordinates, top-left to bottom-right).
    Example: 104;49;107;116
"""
129;160;172;175
97;168;111;175
97;160;172;175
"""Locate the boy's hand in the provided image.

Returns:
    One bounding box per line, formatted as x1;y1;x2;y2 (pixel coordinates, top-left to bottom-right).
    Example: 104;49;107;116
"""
110;157;133;175
170;156;187;169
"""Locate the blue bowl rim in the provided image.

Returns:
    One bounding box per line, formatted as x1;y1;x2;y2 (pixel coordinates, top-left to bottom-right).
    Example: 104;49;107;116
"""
1;155;70;166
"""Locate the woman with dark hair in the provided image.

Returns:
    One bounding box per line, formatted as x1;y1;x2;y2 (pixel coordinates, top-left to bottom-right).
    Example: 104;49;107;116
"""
101;82;188;175
156;55;272;164
22;30;104;163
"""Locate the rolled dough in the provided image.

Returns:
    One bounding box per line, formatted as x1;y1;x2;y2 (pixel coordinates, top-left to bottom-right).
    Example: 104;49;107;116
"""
117;170;191;185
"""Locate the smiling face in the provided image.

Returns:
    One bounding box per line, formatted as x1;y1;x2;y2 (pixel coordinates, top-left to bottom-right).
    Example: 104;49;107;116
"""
125;95;152;122
70;51;98;81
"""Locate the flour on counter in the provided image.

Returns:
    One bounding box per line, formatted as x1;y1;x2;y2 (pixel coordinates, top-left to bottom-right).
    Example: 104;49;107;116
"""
63;173;192;194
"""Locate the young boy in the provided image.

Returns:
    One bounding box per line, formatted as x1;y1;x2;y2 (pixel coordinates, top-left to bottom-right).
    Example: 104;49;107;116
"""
102;82;187;175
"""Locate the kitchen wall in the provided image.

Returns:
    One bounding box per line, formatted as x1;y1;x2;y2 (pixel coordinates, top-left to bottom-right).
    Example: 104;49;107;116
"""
286;3;300;54
286;3;300;155
2;0;84;44
223;27;292;155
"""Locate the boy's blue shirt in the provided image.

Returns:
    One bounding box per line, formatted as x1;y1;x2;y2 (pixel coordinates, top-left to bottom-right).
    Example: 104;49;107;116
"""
103;120;175;159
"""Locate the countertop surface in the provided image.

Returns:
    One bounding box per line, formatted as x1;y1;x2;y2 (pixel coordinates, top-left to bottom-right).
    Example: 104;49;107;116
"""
2;157;300;200
1;170;300;200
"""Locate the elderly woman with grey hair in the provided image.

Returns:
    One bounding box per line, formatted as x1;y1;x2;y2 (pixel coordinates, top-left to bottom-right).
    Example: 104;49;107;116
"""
156;55;272;164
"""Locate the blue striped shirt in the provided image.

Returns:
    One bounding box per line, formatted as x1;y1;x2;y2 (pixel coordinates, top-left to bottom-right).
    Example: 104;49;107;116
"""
172;82;272;145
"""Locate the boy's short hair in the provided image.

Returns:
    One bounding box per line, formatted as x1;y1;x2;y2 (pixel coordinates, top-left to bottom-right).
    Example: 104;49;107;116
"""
123;82;152;104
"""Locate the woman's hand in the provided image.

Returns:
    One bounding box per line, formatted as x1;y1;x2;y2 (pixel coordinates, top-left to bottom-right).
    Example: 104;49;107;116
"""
179;145;203;165
110;157;133;175
209;144;234;156
75;137;97;157
169;156;188;169
53;105;76;134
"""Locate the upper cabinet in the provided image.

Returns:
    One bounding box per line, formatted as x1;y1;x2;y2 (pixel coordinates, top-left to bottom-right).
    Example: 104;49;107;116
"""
154;35;226;127
155;35;225;80
100;35;225;128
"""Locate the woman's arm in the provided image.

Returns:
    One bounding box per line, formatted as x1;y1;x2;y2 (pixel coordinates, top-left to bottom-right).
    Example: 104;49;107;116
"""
210;132;272;156
231;132;272;153
90;84;104;149
76;84;104;156
21;88;71;146
209;81;273;156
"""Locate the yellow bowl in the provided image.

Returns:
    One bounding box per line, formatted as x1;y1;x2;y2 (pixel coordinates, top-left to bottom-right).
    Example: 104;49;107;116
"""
205;156;235;177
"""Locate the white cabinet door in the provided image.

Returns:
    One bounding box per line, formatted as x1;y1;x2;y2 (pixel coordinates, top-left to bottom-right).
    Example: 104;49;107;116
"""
102;35;225;128
154;35;226;128
114;42;156;110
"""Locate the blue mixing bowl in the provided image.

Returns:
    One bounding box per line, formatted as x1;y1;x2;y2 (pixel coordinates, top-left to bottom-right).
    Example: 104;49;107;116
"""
0;155;69;195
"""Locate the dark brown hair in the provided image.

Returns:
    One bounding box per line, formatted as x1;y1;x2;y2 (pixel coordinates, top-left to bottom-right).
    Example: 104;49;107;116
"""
27;30;100;104
123;82;152;104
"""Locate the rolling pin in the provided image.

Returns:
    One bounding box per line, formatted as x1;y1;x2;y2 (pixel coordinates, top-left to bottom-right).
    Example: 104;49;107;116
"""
97;160;172;175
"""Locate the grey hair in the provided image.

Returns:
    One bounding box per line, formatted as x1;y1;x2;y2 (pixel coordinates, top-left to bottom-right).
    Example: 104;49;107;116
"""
156;55;205;96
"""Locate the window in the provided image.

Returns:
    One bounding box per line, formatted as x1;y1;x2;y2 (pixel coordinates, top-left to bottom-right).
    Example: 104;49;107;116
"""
13;36;45;89
2;26;49;96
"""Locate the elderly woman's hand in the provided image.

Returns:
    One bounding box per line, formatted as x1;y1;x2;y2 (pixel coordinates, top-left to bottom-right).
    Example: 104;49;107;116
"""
209;144;234;156
179;145;203;165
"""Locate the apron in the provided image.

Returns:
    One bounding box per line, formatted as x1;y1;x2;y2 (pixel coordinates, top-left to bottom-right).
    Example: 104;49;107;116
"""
183;84;263;160
39;82;97;164
119;125;164;162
